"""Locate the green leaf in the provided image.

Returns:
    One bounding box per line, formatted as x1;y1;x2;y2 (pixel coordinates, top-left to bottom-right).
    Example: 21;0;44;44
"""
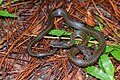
99;54;114;80
0;10;17;17
98;58;104;71
111;48;120;61
67;40;79;45
48;30;71;37
99;23;103;27
0;0;2;5
63;31;71;36
90;36;95;40
94;23;103;31
97;16;104;22
74;40;79;44
88;43;94;47
11;0;18;3
13;0;18;2
85;66;110;80
94;16;104;31
98;23;103;29
48;30;65;36
106;46;120;61
112;46;120;50
105;46;113;53
94;26;101;31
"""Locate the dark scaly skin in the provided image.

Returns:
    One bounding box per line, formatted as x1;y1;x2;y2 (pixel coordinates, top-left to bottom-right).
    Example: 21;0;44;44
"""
50;9;106;67
28;9;106;67
68;30;106;67
27;9;85;57
27;11;57;57
54;9;106;67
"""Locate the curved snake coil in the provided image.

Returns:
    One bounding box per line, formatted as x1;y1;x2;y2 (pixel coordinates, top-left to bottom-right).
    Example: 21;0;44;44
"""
27;9;106;67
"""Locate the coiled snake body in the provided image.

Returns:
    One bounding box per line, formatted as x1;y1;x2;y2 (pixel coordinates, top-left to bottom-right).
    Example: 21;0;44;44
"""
27;9;106;67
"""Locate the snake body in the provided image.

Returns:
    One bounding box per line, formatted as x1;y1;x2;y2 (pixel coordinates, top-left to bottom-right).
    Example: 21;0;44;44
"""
27;10;57;57
27;9;106;67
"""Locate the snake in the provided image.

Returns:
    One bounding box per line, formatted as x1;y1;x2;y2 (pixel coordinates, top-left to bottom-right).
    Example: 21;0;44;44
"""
27;10;57;57
27;9;85;57
27;9;106;67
